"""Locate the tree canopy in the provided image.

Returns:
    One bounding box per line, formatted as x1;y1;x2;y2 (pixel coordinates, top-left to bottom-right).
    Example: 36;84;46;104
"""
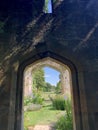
33;68;46;91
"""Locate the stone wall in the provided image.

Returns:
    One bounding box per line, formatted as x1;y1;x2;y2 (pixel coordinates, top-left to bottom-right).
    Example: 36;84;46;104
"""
24;67;33;97
0;0;98;130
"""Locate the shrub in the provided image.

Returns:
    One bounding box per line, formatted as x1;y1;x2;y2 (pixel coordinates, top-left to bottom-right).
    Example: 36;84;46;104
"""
55;98;73;130
55;114;73;130
24;127;28;130
24;97;33;106
32;93;44;105
52;95;66;110
24;93;44;106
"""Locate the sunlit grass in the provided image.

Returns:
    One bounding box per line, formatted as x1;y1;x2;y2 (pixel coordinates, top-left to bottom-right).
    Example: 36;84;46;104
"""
24;104;64;129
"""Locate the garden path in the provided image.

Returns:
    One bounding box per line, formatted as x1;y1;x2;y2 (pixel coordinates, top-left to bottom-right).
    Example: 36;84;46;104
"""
28;124;54;130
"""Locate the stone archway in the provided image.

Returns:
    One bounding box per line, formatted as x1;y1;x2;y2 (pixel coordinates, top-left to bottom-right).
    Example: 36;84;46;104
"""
24;57;71;98
23;57;73;130
13;51;83;130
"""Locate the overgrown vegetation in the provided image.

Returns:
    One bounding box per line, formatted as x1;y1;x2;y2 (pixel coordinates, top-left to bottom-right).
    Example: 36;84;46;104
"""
24;97;33;106
55;81;61;94
32;93;44;105
24;93;44;106
24;67;73;130
24;103;63;129
55;98;73;130
52;95;66;110
24;95;73;130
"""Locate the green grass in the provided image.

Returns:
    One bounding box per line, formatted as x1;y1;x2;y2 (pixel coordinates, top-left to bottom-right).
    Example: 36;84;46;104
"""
24;92;69;130
24;104;65;129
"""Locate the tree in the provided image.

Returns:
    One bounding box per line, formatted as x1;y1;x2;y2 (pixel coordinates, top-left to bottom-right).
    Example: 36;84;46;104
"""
33;68;46;92
44;82;55;92
55;81;61;94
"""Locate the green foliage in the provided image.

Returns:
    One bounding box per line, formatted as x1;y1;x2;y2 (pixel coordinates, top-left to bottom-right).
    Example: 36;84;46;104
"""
24;104;63;129
52;95;66;110
43;0;57;13
24;93;44;106
55;74;61;94
55;114;73;130
33;93;44;105
24;128;28;130
24;97;33;106
55;81;61;94
55;98;73;130
44;0;49;13
33;68;46;91
44;82;55;92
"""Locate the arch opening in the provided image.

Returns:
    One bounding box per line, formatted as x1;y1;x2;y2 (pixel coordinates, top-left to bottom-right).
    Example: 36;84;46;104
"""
24;57;72;98
23;57;74;130
15;53;82;130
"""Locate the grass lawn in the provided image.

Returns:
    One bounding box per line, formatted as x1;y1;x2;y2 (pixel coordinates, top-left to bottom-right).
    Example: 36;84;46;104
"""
24;104;65;129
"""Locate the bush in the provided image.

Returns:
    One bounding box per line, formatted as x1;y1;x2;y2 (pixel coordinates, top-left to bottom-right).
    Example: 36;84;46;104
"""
24;93;44;106
55;98;73;130
24;97;33;106
55;114;73;130
32;93;44;105
52;95;66;110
